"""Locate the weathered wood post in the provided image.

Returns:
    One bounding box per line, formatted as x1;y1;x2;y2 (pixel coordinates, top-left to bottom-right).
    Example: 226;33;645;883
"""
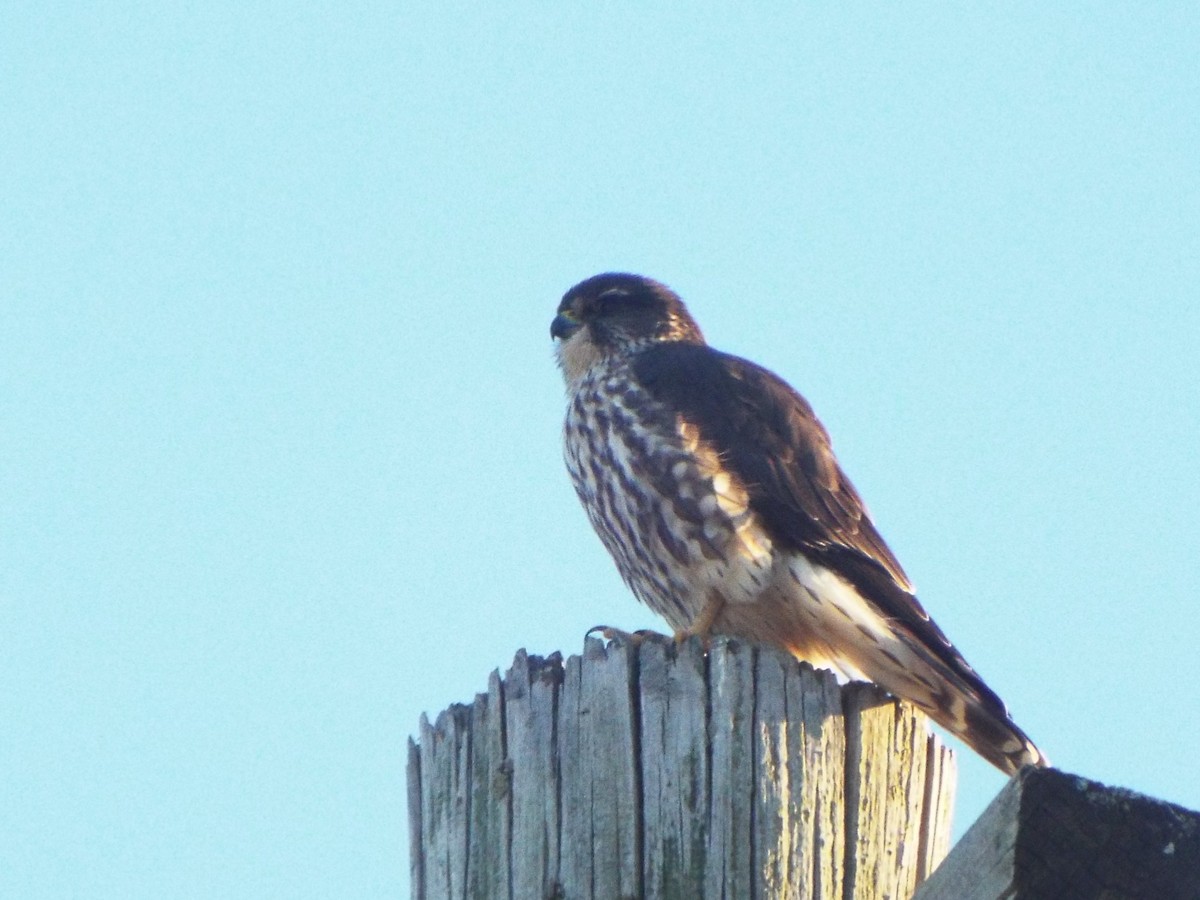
408;635;956;899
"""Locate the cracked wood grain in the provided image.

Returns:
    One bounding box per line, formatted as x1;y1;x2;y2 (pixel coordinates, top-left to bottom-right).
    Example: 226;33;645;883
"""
409;636;955;899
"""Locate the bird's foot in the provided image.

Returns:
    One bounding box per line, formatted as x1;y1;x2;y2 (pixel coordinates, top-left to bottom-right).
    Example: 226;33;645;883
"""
671;625;714;649
586;624;668;647
673;592;726;649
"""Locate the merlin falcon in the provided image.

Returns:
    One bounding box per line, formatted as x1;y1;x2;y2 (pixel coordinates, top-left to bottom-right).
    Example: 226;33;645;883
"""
551;272;1046;775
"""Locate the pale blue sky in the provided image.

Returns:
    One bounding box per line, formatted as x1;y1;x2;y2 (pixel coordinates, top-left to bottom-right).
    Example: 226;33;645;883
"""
3;3;1198;897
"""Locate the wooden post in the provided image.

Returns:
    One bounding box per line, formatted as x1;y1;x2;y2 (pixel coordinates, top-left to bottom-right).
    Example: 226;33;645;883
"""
408;635;956;899
913;766;1200;900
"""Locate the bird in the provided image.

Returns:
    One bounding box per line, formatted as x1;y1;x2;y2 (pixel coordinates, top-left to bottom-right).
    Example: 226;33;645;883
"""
550;272;1046;775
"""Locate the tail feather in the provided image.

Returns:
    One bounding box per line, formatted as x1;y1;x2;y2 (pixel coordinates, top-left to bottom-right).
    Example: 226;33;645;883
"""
943;679;1047;775
746;555;1048;775
892;631;1048;776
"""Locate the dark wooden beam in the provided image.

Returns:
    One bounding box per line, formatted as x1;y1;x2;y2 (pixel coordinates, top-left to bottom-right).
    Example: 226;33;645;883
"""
915;766;1200;900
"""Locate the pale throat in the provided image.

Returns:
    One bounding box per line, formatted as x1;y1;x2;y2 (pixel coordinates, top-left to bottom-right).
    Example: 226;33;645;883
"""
555;330;606;388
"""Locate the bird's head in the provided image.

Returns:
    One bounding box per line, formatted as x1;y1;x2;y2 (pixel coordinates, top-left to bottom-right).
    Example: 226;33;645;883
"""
552;273;705;384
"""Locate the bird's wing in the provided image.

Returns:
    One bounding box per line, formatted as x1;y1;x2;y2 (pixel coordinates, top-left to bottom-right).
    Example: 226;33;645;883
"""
633;342;910;581
632;342;1004;702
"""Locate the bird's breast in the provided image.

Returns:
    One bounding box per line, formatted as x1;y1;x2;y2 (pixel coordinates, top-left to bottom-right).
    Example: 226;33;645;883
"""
563;365;777;627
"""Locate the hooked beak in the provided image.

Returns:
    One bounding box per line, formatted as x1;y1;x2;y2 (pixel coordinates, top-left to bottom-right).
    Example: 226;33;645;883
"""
550;313;581;341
